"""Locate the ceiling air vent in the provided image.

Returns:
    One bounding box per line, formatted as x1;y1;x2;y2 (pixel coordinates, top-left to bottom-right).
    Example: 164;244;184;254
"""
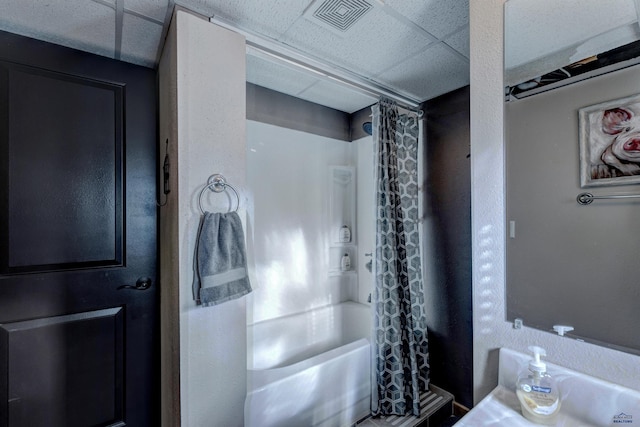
304;0;373;33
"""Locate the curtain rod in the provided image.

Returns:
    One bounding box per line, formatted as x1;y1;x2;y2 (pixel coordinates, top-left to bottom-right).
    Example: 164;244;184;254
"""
209;15;422;109
398;104;424;117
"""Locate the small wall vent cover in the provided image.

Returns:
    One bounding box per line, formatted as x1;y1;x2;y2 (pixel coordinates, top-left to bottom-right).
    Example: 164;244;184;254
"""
304;0;373;33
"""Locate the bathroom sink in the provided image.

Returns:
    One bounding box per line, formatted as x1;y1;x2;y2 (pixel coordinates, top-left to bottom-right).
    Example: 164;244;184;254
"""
456;384;596;426
457;348;640;426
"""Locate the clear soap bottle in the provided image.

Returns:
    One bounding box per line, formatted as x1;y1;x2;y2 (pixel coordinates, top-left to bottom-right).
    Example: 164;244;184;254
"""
516;346;561;425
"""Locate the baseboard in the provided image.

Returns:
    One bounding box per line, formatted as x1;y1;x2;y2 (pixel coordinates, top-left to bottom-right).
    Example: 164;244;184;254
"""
453;401;470;417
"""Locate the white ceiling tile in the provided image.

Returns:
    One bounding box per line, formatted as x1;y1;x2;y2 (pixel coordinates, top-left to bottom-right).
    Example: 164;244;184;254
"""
121;13;163;67
297;79;378;113
383;0;469;39
246;54;319;96
0;0;115;59
281;5;434;78
377;43;469;101
124;0;169;23
189;0;313;39
445;26;469;58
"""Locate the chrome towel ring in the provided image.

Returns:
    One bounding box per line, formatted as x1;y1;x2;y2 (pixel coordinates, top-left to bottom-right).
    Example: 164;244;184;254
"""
197;174;240;214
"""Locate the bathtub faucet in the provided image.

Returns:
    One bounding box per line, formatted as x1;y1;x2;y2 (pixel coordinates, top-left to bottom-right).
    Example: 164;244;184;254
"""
365;252;372;273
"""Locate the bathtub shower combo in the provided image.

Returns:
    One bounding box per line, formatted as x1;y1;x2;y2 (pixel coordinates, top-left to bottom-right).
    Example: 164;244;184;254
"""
245;121;378;426
244;302;371;427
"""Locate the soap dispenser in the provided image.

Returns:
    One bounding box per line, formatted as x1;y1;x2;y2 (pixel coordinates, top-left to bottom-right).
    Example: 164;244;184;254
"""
516;346;561;425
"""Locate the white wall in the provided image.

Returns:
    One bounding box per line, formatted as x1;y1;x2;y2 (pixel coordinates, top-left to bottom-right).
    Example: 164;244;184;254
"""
245;120;356;325
355;135;375;304
470;0;640;404
159;10;248;426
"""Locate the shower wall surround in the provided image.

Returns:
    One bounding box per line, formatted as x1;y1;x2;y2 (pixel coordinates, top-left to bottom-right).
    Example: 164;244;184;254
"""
246;120;358;324
355;135;376;304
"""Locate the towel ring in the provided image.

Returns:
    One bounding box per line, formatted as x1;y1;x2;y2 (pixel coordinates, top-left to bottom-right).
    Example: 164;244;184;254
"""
197;174;240;214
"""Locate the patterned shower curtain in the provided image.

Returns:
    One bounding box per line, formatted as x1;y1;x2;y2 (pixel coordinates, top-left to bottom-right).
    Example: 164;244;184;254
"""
371;98;429;416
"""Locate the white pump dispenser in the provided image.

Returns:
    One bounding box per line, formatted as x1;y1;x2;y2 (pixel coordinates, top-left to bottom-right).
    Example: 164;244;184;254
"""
516;346;561;425
528;346;547;373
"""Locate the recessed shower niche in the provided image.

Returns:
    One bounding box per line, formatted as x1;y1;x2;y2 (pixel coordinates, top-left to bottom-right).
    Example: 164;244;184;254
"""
328;165;357;276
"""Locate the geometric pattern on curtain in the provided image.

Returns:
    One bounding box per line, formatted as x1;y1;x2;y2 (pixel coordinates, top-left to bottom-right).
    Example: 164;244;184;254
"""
371;99;430;416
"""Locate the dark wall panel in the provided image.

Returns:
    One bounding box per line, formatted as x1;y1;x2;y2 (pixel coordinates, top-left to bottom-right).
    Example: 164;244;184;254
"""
246;83;350;141
423;86;473;409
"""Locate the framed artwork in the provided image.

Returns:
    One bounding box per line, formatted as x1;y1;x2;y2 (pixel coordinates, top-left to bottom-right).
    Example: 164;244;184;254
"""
579;93;640;187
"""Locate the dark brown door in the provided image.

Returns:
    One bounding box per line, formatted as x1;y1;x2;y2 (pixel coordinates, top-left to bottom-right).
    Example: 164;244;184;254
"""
0;30;158;426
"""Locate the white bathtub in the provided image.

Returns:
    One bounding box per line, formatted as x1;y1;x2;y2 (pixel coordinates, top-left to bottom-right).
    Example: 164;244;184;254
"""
244;301;371;427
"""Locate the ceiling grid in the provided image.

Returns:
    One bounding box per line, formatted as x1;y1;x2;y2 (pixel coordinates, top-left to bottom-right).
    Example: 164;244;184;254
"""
0;0;470;112
114;0;124;59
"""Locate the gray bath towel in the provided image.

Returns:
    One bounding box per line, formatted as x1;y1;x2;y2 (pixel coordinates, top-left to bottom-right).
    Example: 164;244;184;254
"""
193;211;252;306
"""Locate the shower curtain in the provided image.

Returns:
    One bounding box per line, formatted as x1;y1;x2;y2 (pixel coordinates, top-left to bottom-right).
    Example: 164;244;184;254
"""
371;98;429;416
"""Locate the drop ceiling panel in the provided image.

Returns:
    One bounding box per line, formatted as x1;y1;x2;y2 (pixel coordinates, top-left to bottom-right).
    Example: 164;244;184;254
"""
124;0;169;22
194;0;313;39
0;0;472;108
246;54;319;97
445;27;469;58
280;5;435;78
0;0;116;59
121;13;163;67
297;79;378;113
383;0;469;39
377;42;469;101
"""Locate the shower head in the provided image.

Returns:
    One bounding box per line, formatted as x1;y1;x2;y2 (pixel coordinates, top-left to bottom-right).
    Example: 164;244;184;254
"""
362;121;372;135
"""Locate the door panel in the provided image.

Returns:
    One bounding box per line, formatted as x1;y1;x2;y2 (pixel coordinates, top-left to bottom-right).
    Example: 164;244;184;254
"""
0;61;124;273
1;308;124;427
0;30;158;426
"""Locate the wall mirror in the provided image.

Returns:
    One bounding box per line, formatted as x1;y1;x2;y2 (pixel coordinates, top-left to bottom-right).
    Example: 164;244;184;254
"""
504;0;640;356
